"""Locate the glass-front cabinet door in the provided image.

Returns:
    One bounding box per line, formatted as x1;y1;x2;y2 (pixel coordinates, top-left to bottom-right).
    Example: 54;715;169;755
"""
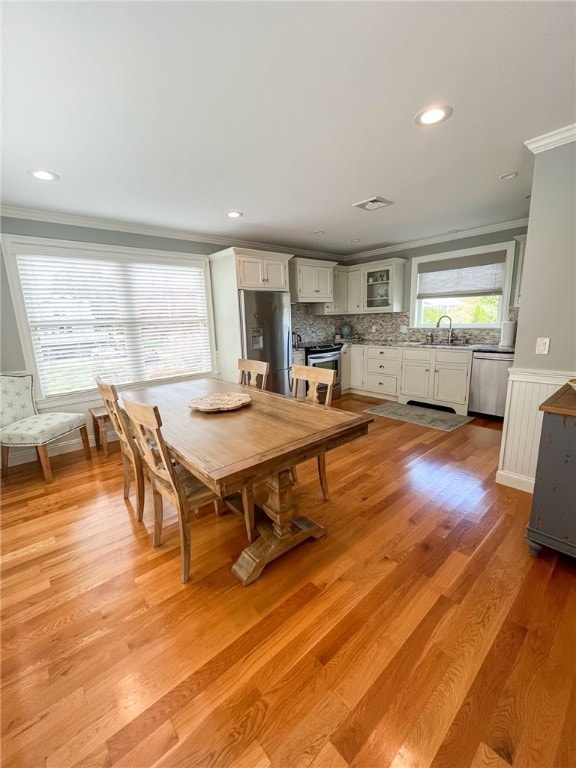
360;258;406;313
364;265;392;311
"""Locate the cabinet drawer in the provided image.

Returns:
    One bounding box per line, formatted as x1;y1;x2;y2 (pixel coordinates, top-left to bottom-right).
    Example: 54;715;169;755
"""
364;372;397;395
401;348;432;361
366;358;398;376
365;346;398;360
435;349;471;365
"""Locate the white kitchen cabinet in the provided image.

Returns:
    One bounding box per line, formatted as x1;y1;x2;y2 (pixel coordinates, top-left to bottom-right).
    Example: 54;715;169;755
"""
341;344;351;390
363;346;399;396
433;364;469;406
349;346;365;390
361;259;406;313
237;254;289;290
398;347;471;415
346;269;362;314
289;257;337;303
400;360;431;399
311;266;348;315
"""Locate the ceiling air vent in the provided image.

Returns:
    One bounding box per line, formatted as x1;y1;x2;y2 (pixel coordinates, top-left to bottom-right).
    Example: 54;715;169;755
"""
352;196;394;211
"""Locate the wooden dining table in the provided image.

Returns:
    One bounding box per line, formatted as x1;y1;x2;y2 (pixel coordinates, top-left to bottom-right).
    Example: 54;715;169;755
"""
121;378;372;584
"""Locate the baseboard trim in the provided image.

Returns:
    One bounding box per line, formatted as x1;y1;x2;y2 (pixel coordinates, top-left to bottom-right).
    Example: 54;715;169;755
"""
3;433;118;467
343;389;399;401
496;469;534;494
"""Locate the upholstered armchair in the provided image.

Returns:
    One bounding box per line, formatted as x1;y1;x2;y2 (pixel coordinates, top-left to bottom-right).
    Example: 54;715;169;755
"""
0;373;91;482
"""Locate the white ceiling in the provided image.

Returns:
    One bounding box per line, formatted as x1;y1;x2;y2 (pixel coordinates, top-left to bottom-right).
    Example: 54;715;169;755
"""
2;2;575;256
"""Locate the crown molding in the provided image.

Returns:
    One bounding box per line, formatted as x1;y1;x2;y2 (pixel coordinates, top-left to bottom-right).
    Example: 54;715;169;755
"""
525;124;576;154
0;205;334;260
342;218;529;261
0;205;528;263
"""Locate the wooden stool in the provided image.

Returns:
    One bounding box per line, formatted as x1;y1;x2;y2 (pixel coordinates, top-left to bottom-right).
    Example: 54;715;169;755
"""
89;406;112;457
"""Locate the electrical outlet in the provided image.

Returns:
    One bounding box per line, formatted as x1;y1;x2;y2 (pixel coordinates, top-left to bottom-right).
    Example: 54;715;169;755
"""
371;325;377;333
400;325;408;333
535;337;550;354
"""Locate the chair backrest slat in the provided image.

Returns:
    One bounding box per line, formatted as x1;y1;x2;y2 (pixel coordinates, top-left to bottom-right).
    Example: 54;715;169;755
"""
291;364;335;406
96;378;135;454
238;359;270;390
123;397;180;508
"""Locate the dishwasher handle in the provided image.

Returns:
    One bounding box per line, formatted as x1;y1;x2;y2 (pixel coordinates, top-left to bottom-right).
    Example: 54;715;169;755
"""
473;353;514;361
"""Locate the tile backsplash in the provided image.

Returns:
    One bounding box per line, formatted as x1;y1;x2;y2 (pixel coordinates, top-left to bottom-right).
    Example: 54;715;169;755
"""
291;303;519;346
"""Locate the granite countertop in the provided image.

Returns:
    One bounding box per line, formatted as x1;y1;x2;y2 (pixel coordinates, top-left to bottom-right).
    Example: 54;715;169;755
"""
340;340;515;353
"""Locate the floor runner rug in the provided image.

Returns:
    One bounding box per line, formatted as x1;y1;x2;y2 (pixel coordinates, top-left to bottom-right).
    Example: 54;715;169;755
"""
364;402;473;431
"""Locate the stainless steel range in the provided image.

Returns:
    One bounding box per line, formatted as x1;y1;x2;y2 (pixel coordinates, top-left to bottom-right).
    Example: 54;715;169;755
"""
295;342;343;402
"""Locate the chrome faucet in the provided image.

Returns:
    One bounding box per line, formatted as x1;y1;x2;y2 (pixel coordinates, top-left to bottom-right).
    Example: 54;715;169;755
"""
436;315;453;345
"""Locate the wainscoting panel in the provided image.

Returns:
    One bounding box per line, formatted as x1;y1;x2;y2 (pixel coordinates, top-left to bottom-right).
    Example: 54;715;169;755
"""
497;368;576;493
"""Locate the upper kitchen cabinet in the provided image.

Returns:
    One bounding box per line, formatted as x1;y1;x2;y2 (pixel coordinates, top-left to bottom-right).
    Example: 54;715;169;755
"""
346;269;362;313
210;247;292;291
236;251;291;290
289;257;337;303
311;266;348;315
361;258;406;313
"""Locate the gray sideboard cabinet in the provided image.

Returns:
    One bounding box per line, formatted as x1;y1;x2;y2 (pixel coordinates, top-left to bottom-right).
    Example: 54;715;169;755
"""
526;384;576;559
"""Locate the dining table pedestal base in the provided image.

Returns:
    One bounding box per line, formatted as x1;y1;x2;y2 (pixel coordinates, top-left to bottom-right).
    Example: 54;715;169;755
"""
231;516;326;586
231;468;326;585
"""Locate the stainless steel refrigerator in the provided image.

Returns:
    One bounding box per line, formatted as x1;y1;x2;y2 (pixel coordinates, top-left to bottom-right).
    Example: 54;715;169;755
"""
239;290;292;395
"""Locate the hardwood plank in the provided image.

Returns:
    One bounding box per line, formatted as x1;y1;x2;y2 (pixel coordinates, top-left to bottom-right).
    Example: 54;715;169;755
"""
330;595;454;764
1;394;575;768
470;742;512;768
430;620;526;768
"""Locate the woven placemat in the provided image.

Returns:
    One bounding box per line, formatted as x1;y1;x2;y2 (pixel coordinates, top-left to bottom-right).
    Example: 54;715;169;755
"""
189;393;252;412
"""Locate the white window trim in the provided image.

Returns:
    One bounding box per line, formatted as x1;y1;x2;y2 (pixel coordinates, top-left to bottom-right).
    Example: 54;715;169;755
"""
2;234;218;406
409;241;515;329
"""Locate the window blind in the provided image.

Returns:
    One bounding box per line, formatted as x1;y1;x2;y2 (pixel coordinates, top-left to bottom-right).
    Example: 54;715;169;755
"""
416;250;507;299
15;250;214;397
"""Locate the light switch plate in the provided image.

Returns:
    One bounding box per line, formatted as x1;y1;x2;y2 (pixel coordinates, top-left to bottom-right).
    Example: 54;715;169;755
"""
535;337;550;354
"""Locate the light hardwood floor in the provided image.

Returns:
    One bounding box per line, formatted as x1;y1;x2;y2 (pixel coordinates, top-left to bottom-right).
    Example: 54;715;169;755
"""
1;394;575;768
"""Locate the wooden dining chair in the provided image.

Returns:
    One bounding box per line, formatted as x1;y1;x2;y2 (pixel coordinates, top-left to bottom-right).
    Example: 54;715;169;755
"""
238;359;270;390
96;378;145;520
290;364;336;500
123;397;219;583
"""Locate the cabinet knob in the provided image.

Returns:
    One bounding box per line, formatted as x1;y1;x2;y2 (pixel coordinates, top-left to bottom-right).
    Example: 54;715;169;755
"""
379;351;385;355
379;365;385;369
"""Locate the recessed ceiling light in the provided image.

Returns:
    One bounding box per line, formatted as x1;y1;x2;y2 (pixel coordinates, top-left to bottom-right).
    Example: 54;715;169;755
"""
415;105;453;126
499;172;518;180
350;238;360;242
314;230;325;235
27;168;60;182
227;211;243;218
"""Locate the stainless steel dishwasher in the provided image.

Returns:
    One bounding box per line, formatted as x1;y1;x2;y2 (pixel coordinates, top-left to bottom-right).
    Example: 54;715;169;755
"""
468;350;514;417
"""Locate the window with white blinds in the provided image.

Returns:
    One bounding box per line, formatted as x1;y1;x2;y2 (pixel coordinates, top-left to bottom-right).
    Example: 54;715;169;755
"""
416;251;507;299
9;242;214;397
410;242;515;328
